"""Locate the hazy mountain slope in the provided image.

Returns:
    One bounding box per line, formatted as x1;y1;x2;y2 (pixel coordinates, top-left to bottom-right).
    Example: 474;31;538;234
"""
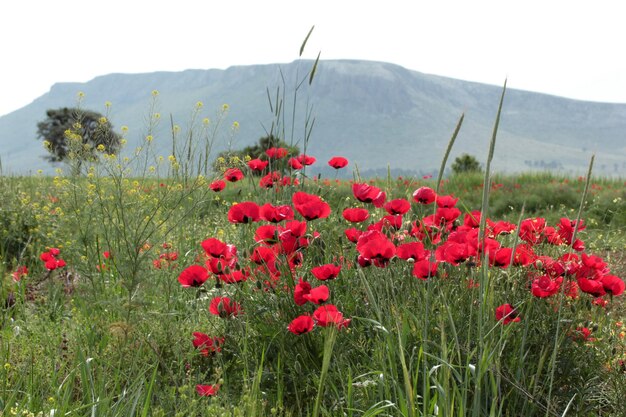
1;60;624;176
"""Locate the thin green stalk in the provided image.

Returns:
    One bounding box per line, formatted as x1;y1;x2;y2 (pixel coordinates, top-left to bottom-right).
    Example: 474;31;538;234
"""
544;154;594;417
312;326;338;417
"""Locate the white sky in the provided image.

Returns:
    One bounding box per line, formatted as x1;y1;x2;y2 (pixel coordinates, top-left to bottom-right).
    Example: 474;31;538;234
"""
1;0;626;117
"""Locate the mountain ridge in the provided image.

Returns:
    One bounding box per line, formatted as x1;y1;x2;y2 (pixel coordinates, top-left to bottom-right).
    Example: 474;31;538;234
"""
1;59;625;177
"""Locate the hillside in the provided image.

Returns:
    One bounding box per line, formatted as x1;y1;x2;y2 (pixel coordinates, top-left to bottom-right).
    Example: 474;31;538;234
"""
1;60;625;177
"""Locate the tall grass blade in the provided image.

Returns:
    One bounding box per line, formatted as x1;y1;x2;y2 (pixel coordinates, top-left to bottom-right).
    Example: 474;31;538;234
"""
309;51;321;85
300;25;315;56
435;113;464;194
478;80;507;243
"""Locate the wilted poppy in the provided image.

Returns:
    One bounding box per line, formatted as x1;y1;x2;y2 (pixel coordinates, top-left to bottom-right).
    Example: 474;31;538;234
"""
11;266;28;282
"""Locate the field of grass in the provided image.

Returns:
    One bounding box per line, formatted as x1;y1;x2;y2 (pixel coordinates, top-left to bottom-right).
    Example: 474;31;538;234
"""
2;59;626;415
1;157;625;416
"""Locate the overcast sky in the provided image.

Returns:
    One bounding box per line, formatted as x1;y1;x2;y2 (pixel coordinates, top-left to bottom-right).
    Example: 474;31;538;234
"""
1;0;625;117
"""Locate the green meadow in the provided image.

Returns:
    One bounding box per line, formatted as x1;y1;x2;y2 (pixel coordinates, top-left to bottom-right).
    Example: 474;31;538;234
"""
1;53;625;416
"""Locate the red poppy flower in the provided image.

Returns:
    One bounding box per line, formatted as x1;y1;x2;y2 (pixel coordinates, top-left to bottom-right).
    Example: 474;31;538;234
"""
259;171;282;188
571;327;595;342
342;208;370;223
490;220;516;235
288;157;303;170
434;241;468;266
435;207;462;224
495;304;520;324
488;247;513;268
531;275;563;298
461;210;482;229
557;217;585;245
412;259;439;280
209;180;226;192
344;228;362;243
292;191;331;221
178;265;209;287
519;218;546;245
294;278;312;306
356;230;396;267
219;269;248;284
209;296;242;318
377;214;403;231
201;238;228;258
601;275;625;296
396;242;428;262
196;384;219;397
384;199;411;215
153;252;179;270
352;183;386;208
303;285;330;304
283;220;307;237
266;147;288;159
40;249;66;271
260;203;294;223
435;194;459;208
254;224;279;244
228;201;260;223
328;156;348;169
11;266;28;282
192;332;224;356
412;187;436;204
281;176;299;186
288;315;314;335
311;264;341;281
313;304;349;328
223;168;244;182
296;154;316;166
247;158;269;172
543;226;564;245
513;244;536;266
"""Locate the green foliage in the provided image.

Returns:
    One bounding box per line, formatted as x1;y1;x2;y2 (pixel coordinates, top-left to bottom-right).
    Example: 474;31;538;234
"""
36;107;122;173
451;153;482;174
212;134;299;174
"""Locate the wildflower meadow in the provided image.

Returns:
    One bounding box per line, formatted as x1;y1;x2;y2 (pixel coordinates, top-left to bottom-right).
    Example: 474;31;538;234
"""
1;54;626;417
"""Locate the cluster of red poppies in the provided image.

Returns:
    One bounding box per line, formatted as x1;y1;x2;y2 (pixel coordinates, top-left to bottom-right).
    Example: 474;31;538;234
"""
40;247;66;271
178;154;625;396
208;147;349;192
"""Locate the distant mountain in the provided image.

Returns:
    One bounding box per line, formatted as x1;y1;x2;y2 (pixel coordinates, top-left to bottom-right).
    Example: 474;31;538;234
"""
1;60;625;177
